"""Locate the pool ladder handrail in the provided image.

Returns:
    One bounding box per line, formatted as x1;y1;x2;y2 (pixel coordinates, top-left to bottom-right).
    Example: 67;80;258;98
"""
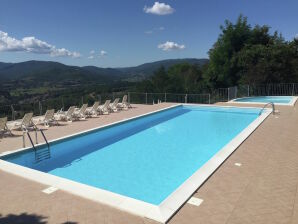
259;102;275;116
26;130;37;151
23;124;51;163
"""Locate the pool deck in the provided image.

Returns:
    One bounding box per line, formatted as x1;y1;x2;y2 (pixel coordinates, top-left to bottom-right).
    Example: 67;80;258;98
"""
0;102;298;223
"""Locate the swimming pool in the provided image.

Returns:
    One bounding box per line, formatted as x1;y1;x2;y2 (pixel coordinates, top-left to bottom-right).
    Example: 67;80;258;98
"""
0;105;271;222
231;96;297;106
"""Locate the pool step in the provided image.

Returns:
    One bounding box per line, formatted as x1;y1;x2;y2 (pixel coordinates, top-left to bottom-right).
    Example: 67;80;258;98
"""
35;147;51;163
25;129;51;163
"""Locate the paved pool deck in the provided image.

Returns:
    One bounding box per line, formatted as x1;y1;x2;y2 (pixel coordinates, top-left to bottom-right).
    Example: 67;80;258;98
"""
0;102;298;224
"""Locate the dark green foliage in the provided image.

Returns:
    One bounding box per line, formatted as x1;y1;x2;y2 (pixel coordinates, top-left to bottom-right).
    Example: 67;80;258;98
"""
236;42;298;84
167;63;205;93
135;63;208;93
151;67;169;92
206;15;298;87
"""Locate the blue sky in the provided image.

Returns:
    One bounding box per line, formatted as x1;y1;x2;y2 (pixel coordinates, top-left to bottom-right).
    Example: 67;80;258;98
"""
0;0;297;67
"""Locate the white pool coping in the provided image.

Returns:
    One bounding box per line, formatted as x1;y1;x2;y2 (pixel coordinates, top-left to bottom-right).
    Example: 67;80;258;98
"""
229;96;298;106
0;104;272;223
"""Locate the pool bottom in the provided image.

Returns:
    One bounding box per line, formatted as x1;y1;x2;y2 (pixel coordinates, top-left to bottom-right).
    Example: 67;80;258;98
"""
0;104;272;223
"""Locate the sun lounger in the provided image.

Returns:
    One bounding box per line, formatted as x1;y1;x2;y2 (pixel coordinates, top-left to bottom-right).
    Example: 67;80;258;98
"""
14;112;35;131
73;104;88;120
98;100;110;115
109;98;120;112
39;109;58;127
55;106;75;122
0;117;12;137
85;101;100;117
117;95;131;110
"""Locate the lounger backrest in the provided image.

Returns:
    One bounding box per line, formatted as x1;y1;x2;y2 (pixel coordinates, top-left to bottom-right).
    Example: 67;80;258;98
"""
44;109;55;121
122;95;127;103
22;113;33;128
66;106;75;117
103;100;111;108
0;117;7;130
79;104;88;114
92;101;100;110
112;98;120;107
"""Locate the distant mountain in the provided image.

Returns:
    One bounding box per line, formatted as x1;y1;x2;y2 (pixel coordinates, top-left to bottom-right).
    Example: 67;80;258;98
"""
0;58;209;82
0;62;13;70
0;61;111;82
82;66;124;79
117;58;209;79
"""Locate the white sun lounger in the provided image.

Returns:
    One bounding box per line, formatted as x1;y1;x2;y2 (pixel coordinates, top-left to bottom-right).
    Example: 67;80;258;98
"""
0;117;12;137
73;104;88;120
55;106;75;122
109;98;120;112
86;101;100;117
117;95;131;110
39;109;58;127
98;100;110;115
13;112;35;131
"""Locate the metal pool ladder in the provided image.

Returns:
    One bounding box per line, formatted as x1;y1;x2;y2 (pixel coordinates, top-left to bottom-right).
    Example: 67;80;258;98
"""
24;126;51;163
259;102;275;116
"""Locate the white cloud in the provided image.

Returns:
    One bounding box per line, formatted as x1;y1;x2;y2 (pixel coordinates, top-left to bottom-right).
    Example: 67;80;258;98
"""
88;50;95;59
158;41;185;51
0;30;80;58
145;30;153;34
100;50;107;56
144;2;174;15
145;27;165;35
88;50;107;59
295;34;298;41
50;48;81;58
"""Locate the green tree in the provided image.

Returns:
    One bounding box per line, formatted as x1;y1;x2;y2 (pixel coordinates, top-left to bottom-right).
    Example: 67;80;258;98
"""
237;42;298;84
151;66;169;92
205;14;290;87
206;15;251;87
135;63;206;93
167;63;204;93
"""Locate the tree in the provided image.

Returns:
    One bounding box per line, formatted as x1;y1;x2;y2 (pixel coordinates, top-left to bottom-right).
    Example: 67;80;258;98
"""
237;42;298;84
151;66;169;92
206;15;251;87
205;14;294;87
135;63;206;93
167;63;204;93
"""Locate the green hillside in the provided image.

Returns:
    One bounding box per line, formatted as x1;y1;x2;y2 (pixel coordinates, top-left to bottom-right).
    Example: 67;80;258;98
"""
0;58;208;82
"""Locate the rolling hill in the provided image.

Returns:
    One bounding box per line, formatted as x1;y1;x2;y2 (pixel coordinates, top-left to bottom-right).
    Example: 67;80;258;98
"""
0;58;208;83
117;58;209;79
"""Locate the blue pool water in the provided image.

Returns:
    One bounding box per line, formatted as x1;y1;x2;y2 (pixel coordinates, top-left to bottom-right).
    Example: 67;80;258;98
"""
234;96;293;104
2;105;261;205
